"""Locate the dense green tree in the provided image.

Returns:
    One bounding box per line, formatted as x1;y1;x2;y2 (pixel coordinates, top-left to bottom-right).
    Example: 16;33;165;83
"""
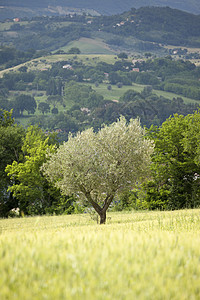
0;98;10;111
120;90;141;102
42;117;154;224
183;111;200;172
51;107;59;114
109;72;122;84
145;112;200;210
0;109;25;217
64;81;103;109
47;95;62;108
5;126;66;215
67;47;81;54
46;79;58;96
38;102;50;115
117;52;128;59
14;94;37;116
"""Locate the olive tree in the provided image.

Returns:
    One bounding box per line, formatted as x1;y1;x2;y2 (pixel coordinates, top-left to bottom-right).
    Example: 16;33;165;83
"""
42;117;154;224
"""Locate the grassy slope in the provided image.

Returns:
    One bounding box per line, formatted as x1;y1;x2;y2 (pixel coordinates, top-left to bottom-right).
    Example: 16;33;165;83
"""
0;209;200;299
59;37;116;55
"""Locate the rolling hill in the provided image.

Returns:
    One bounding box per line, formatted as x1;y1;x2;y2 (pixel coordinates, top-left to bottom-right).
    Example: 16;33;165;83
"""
0;0;200;20
1;6;200;52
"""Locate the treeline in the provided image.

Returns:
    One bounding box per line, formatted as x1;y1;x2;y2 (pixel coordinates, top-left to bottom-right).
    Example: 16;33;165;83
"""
0;46;49;70
1;108;200;218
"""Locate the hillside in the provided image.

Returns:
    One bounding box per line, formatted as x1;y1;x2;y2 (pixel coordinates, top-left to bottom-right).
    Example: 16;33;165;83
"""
0;0;200;20
1;6;200;53
94;7;200;48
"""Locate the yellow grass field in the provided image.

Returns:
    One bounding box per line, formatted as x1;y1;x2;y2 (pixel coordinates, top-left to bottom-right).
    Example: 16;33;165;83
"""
0;209;200;299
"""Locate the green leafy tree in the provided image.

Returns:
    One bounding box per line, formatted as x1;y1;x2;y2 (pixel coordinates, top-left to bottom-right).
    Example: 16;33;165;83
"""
14;94;37;116
38;102;50;115
5;126;62;215
145;112;200;210
51;107;59;114
64;81;103;109
67;47;81;54
46;79;58;96
47;95;62;108
42;117;154;224
0;109;25;217
120;90;141;102
118;52;128;59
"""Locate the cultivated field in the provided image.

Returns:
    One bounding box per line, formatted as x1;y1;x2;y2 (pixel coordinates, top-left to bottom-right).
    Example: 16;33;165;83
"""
59;37;115;55
0;209;200;299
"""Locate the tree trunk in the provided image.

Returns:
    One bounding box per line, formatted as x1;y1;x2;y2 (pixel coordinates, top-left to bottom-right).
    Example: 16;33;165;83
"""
99;210;106;224
84;189;114;224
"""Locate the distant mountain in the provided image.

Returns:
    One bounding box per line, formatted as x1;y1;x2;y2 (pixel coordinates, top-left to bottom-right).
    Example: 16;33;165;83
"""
0;0;200;18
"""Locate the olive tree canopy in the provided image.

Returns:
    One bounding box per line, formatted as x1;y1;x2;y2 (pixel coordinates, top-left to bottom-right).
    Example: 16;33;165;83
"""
42;117;154;224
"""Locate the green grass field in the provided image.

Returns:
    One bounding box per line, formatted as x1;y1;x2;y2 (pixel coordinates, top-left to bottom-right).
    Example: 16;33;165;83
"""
0;209;200;299
58;37;116;55
87;83;199;104
153;89;199;104
87;83;144;101
43;53;120;66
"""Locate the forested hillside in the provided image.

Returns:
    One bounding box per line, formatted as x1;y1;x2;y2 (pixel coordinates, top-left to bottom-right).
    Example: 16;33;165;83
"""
1;0;200;16
1;7;200;53
93;7;200;47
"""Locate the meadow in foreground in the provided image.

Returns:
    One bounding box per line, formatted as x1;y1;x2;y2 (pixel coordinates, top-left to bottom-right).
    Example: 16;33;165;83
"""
0;209;200;299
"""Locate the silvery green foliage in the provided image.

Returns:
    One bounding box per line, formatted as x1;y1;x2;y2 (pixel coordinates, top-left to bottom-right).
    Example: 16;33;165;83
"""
42;117;154;208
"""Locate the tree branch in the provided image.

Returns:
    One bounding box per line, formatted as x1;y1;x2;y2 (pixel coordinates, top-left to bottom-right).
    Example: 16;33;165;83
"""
80;185;102;214
102;194;114;212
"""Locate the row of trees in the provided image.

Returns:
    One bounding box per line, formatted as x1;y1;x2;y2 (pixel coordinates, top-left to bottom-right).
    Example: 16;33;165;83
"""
0;46;49;69
1;109;200;222
0;93;64;117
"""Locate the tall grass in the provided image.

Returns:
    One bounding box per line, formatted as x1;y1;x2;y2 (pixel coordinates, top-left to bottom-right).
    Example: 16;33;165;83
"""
0;209;200;299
